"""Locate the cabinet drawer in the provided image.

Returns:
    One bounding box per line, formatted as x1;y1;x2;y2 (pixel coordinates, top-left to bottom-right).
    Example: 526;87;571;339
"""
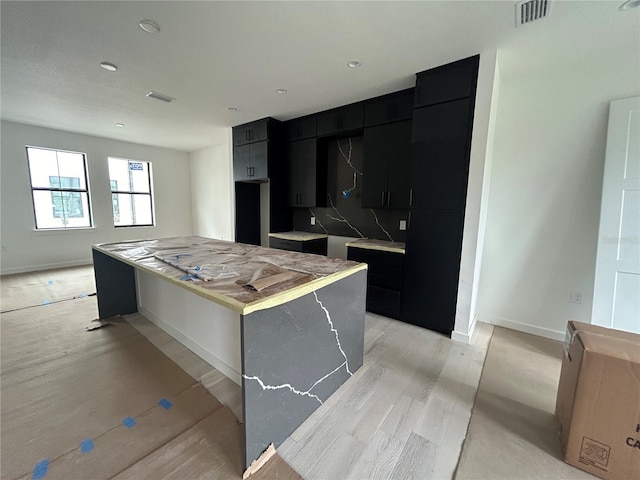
269;238;303;252
367;286;401;319
414;56;479;108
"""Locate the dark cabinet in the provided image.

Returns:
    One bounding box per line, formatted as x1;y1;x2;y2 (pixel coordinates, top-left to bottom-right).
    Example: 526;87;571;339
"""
233;119;269;146
347;247;404;319
286;116;317;141
362;120;412;208
415;55;479;108
409;99;472;210
233;141;268;181
269;237;327;255
287;138;325;207
401;209;464;335
235;182;261;246
364;89;414;127
316;103;364;136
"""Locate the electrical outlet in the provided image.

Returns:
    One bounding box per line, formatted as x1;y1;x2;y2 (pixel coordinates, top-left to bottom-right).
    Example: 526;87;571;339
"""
310;216;316;226
399;220;407;231
570;290;584;304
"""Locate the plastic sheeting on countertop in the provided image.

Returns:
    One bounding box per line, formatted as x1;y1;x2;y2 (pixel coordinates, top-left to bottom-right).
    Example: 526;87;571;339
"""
94;236;364;307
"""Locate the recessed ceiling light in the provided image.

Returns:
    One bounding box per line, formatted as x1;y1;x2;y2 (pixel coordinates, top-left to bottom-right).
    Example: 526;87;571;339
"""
115;123;125;127
100;62;118;72
275;89;287;94
139;19;160;34
620;0;640;9
347;61;362;68
227;107;237;112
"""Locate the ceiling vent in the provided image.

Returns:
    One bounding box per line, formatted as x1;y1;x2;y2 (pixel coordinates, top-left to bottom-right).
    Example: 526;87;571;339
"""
146;91;175;103
515;0;551;26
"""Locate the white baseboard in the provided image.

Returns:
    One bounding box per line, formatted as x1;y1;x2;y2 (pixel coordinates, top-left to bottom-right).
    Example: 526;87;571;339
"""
138;305;242;385
451;315;480;344
1;259;93;276
479;314;565;342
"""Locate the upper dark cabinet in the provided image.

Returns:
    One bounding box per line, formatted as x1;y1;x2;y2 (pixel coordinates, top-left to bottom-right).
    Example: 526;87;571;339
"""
233;141;268;181
287;138;325;207
364;89;414;127
414;55;479;108
286;116;317;141
316;103;364;136
409;99;472;210
233;118;270;146
362;120;412;208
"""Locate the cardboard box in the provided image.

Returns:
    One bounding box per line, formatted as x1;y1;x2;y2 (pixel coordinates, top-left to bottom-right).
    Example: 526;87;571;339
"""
556;321;640;480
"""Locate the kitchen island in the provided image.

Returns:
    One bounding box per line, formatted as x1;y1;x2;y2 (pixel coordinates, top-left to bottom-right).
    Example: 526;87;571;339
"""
92;236;367;471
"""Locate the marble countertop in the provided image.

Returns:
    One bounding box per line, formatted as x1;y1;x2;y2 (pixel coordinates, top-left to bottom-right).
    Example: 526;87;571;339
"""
93;236;365;315
268;231;329;241
345;238;406;254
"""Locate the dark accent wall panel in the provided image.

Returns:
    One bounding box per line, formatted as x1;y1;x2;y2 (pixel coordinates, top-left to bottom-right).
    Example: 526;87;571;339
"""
291;135;408;242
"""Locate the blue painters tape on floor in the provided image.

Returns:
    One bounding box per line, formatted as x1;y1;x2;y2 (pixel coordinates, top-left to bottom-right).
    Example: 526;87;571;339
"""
32;459;49;479
47;280;54;285
80;438;94;453
158;398;172;410
43;300;51;306
122;416;136;428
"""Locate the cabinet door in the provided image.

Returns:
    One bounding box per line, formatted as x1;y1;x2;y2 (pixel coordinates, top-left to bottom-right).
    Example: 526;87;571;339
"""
364;89;414;127
409;99;471;209
387;120;412;208
401;209;464;335
415;56;479;108
233;144;251;181
250;119;269;143
362;124;390;208
317;104;364;136
286;116;317;141
250;141;268;180
235;182;261;246
297;138;318;207
287;142;299;206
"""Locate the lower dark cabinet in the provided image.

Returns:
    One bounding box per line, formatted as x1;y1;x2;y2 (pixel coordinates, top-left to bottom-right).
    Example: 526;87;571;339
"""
401;209;464;335
235;182;261;246
269;237;327;255
347;246;404;319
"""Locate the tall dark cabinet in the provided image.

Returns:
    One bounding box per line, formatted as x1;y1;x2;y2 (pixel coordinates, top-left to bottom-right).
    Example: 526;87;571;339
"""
401;55;480;336
233;117;291;245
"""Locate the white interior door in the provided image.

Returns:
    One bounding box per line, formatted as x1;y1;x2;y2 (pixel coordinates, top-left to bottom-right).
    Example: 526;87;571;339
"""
592;97;640;333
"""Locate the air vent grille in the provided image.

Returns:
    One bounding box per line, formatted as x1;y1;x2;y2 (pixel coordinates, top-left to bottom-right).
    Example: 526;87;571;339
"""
146;91;175;103
516;0;551;26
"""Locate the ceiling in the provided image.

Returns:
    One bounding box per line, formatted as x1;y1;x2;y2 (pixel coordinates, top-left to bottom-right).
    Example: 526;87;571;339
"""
1;1;638;152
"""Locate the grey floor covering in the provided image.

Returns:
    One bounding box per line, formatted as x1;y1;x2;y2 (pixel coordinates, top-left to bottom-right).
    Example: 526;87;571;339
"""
455;326;595;479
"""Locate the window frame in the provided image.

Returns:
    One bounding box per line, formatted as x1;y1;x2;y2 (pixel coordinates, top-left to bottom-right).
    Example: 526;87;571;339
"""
26;146;93;230
108;157;155;228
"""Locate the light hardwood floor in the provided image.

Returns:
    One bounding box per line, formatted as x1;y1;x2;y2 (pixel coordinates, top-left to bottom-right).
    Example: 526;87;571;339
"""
128;312;492;480
1;266;492;479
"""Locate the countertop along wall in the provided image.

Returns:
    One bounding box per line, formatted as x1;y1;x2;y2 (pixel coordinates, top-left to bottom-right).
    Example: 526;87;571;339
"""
476;55;640;340
0;121;193;274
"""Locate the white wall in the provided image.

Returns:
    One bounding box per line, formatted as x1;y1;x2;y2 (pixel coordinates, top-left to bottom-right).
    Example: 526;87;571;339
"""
189;138;234;241
0;121;193;274
476;59;640;341
452;50;500;344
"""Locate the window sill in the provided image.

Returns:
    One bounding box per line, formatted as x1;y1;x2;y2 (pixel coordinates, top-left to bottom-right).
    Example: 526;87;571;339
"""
33;226;97;236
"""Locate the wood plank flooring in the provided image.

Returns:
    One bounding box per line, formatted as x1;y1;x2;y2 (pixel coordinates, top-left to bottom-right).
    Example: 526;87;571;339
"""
1;266;492;479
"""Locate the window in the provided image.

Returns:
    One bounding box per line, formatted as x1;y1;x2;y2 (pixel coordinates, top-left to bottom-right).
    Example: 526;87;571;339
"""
27;146;92;229
108;157;154;227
